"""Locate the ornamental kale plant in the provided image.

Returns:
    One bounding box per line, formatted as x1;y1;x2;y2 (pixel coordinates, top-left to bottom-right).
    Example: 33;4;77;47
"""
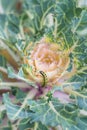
0;0;87;130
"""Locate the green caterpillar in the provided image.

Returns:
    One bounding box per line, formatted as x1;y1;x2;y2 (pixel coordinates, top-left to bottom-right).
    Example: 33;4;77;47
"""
39;71;48;87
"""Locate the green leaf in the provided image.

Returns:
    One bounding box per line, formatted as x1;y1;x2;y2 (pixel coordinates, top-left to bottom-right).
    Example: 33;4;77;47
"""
1;0;18;12
36;122;49;130
76;90;87;111
0;14;7;29
7;67;37;88
11;87;26;102
55;0;76;32
0;13;20;46
7;14;20;35
3;93;87;129
64;88;87;111
3;94;49;130
27;98;87;130
71;10;87;36
0;110;6;124
67;38;87;90
0;26;7;40
3;93;30;120
18;120;48;130
27;98;79;127
18;118;34;130
0;117;13;130
0;127;12;130
22;0;55;36
0;55;7;68
70;117;87;130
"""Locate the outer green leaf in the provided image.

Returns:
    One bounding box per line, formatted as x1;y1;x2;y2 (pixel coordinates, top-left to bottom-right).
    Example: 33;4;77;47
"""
55;0;77;33
70;117;87;130
22;0;55;36
0;13;20;45
0;27;7;40
64;88;87;111
27;98;79;127
18;120;48;130
27;98;87;130
3;94;49;130
3;93;30;120
7;14;20;35
3;93;87;129
36;122;49;130
11;87;26;102
7;67;37;88
67;38;87;90
1;0;18;12
0;14;7;29
18;118;34;130
76;91;87;111
71;10;87;36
